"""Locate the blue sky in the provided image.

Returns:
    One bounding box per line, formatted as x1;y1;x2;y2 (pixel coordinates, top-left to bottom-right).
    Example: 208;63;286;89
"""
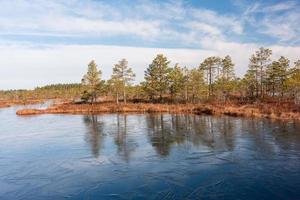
0;0;300;89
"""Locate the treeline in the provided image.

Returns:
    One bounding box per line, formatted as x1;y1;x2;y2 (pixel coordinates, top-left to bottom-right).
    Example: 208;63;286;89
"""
35;84;84;99
0;83;84;100
81;47;300;104
1;47;299;104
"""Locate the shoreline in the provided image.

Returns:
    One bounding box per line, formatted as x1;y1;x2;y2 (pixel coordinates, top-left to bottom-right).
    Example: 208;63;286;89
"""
15;102;300;121
0;99;45;108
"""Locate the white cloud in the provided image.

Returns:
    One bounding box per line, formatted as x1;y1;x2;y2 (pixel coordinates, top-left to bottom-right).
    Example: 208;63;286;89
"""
261;11;300;43
0;44;213;89
191;8;243;35
242;1;300;43
186;22;222;36
243;1;298;14
0;0;243;45
0;43;299;90
0;1;163;39
261;1;297;12
0;0;299;89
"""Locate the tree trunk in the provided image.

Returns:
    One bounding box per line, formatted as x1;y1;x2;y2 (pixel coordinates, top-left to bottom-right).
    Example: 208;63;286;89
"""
192;87;195;104
91;92;95;105
260;64;264;99
123;81;126;104
256;70;259;98
281;80;284;98
116;92;119;104
123;87;126;104
185;85;188;103
209;64;212;97
272;82;275;97
159;91;162;103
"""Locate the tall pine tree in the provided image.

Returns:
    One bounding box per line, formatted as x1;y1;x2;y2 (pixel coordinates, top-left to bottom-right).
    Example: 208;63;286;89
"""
266;56;289;97
144;54;171;102
199;56;221;97
168;64;185;102
217;55;235;100
111;59;135;104
81;60;102;103
249;47;272;99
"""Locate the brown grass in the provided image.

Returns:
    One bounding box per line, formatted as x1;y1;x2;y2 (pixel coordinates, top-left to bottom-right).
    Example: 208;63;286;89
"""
17;103;198;115
15;102;300;121
0;99;45;108
0;102;10;108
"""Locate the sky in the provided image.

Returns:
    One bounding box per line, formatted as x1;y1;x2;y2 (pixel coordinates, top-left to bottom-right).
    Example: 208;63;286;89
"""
0;0;300;89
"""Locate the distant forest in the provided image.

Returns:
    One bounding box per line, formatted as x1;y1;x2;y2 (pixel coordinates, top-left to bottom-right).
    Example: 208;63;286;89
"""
1;47;300;104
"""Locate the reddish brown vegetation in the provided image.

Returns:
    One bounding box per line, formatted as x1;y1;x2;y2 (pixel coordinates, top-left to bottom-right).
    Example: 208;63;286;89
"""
17;103;196;115
16;102;300;120
0;99;44;108
0;102;10;108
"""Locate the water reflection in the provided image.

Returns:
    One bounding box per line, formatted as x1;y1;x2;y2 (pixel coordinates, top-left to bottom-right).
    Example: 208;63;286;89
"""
1;108;300;199
83;114;137;161
83;115;104;157
240;119;300;158
113;114;136;162
146;114;238;156
146;115;177;156
83;114;243;161
83;114;300;160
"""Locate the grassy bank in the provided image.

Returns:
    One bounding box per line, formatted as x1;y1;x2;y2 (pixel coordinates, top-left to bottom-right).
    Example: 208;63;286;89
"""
16;102;300;121
0;99;45;108
0;102;10;108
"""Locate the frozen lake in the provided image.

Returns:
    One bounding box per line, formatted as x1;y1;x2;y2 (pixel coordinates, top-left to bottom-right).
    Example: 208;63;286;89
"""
1;104;300;199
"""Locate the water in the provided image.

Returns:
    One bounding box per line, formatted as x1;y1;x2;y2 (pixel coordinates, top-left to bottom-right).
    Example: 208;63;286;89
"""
0;104;300;200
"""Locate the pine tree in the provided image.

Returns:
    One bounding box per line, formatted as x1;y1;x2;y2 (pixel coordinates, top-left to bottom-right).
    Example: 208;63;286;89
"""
111;59;135;104
144;54;171;102
266;56;289;97
81;60;102;103
249;47;272;99
221;55;235;81
186;68;206;103
199;56;221;97
287;60;300;104
107;77;123;104
168;64;185;102
248;55;259;97
217;55;235;101
277;56;289;97
266;61;278;97
243;69;256;99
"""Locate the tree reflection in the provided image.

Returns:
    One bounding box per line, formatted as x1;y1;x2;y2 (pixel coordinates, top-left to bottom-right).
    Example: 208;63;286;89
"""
113;114;136;162
146;114;238;156
239;118;300;159
81;113;300;160
83;114;137;161
146;114;176;156
83;115;104;158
